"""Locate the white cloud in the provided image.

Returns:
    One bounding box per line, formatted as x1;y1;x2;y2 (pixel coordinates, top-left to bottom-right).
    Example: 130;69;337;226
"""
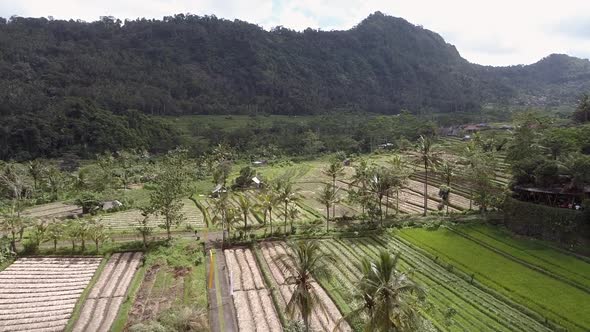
2;0;589;66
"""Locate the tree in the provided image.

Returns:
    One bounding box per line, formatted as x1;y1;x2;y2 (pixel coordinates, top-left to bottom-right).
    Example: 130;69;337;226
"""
28;159;46;193
350;159;372;216
29;219;49;249
339;251;425;332
0;214;29;252
317;183;337;232
437;160;455;214
75;192;102;215
88;218;109;251
415;136;438;216
369;167;393;225
573;93;590;123
466;152;498;213
208;192;231;244
149;149;193;240
276;241;332;332
65;219;80;251
236;193;254;231
44;165;65;201
137;206;155;249
46;220;65;252
258;190;277;235
563;153;590;190
388;155;410;215
114;150;139;190
323;160;344;217
275;179;301;234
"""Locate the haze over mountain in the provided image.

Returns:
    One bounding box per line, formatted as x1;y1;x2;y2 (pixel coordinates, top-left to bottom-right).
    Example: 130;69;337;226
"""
1;11;589;119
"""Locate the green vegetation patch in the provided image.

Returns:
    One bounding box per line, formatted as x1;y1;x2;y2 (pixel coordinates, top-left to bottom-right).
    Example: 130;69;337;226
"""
399;227;590;331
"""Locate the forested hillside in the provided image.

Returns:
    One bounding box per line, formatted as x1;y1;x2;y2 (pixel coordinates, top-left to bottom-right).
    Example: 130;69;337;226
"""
1;11;589;160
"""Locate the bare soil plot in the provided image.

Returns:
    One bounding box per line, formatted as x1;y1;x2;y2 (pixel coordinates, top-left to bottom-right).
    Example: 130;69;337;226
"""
100;199;205;231
0;256;102;332
260;242;350;332
225;248;282;332
295;182;359;218
73;252;142;332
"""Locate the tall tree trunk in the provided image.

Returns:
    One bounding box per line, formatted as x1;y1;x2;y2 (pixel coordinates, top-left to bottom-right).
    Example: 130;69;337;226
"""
385;191;389;217
396;189;400;215
269;210;273;235
424;162;428;216
326;205;330;232
54;239;57;252
332;177;336;218
284;201;288;234
379;195;383;226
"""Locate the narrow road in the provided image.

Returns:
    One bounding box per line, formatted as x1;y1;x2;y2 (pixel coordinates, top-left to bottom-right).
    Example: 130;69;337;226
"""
204;231;238;332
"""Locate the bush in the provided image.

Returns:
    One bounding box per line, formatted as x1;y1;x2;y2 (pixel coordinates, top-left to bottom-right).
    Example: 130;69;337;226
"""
503;197;588;244
22;240;39;255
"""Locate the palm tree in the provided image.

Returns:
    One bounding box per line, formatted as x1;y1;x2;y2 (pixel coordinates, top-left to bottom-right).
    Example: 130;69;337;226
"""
275;179;301;234
317;183;338;232
369;168;392;226
236;193;254;230
415;136;438;216
351;159;371;216
258;190;277;235
323;160;345;217
437;160;455;214
276;241;332;332
388;155;410;215
288;206;300;234
208;192;230;244
339;251;425;332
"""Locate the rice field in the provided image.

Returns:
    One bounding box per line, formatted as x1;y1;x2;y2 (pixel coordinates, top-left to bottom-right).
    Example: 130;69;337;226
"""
100;199;205;232
315;235;553;332
0;256;102;332
399;227;590;331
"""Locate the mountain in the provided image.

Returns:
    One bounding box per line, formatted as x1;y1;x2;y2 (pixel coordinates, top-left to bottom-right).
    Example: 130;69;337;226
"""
1;11;588;119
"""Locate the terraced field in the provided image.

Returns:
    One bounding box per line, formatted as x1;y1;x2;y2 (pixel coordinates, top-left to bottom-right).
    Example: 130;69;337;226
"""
225;248;282;331
100;199;205;232
0;256;102;332
259;241;351;332
73;252;142;332
399;227;590;331
22;202;82;219
315;235;553;332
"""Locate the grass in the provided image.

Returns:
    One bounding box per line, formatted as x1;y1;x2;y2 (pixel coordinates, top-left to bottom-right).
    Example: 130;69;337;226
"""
116;239;208;330
399;227;590;332
64;255;110;332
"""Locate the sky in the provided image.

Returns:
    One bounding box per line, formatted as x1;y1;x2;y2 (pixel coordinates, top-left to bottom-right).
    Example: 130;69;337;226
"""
1;0;589;66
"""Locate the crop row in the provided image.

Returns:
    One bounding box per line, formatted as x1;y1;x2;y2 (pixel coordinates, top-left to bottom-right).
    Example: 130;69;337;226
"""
224;248;282;331
259;241;351;331
100;199;205;231
316;236;552;332
399;228;588;331
73;252;142;332
0;257;102;332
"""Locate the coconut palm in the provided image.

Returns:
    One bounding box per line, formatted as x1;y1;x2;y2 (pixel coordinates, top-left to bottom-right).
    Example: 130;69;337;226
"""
415;136;439;216
323;160;345;217
437;160;455;214
317;183;338;232
276;241;333;332
351;159;372;216
258;190;277;235
236;193;254;230
275;179;301;234
388;155;411;215
338;251;425;332
369;168;393;226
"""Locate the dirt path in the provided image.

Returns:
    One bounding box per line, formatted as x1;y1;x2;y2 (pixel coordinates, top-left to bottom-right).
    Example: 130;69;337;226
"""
205;231;238;332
